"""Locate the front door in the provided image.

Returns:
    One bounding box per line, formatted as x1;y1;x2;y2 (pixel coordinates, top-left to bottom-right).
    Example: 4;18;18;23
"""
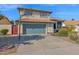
12;25;18;34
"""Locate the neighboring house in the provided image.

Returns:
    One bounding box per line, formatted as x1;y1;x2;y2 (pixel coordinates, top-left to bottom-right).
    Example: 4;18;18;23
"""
0;15;12;34
18;8;55;35
63;20;79;32
0;15;10;25
50;18;64;32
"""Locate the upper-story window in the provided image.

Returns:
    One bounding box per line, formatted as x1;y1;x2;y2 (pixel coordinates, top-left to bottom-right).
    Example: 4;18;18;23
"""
24;11;32;16
40;12;49;17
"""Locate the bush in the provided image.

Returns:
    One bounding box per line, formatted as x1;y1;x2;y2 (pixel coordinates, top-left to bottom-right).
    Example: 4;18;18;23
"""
69;32;78;41
58;29;68;37
69;32;79;44
65;25;75;32
58;25;75;37
0;29;8;35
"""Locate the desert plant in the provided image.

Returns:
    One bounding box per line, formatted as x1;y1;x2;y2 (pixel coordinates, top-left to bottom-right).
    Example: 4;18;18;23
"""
0;29;8;35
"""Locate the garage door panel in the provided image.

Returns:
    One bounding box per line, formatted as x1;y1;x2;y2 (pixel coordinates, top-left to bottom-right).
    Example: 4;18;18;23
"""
27;29;45;34
23;23;46;34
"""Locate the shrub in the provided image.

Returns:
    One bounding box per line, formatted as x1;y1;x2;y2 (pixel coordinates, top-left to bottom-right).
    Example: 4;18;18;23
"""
69;32;78;41
69;32;79;44
0;29;8;35
65;25;75;32
58;29;68;37
58;25;75;37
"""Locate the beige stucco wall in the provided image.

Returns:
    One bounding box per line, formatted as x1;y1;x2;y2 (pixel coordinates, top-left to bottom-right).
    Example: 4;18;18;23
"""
46;24;54;33
16;25;21;35
0;25;12;34
20;24;23;34
21;15;49;19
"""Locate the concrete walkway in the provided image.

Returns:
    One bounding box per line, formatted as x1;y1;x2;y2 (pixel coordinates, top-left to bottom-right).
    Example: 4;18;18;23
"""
11;35;79;55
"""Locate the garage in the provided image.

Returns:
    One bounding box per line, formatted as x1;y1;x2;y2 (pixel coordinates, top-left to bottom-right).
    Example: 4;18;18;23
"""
22;23;46;35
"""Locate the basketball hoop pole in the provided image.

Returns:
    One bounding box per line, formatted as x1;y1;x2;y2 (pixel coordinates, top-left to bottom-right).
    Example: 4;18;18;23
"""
18;8;24;44
18;8;21;44
18;15;21;43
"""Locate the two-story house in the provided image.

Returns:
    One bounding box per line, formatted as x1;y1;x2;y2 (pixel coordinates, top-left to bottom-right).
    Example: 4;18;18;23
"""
18;8;54;35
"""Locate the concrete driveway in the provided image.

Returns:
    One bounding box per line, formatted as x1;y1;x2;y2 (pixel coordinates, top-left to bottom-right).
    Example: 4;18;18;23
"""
11;35;79;55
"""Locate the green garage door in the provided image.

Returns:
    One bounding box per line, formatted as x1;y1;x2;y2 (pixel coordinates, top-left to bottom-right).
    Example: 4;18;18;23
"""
23;23;46;34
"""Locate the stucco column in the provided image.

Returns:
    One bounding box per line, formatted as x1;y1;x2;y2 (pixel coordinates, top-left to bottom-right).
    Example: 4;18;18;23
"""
52;23;54;33
46;24;48;35
56;22;58;30
20;24;23;35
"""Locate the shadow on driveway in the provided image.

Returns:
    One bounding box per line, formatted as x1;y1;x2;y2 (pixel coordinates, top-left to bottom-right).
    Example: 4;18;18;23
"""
0;35;45;47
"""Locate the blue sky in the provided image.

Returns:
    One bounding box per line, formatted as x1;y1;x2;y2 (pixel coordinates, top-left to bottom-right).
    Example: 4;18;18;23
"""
0;4;79;21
